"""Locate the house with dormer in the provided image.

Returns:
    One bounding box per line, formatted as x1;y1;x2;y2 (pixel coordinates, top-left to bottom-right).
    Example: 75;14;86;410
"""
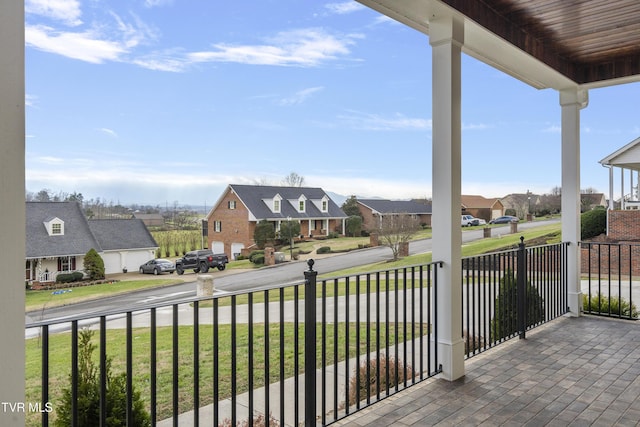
207;184;347;259
26;202;158;284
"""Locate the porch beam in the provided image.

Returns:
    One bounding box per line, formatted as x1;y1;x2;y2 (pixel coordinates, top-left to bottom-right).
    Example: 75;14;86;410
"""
0;0;26;425
560;88;588;317
430;15;465;381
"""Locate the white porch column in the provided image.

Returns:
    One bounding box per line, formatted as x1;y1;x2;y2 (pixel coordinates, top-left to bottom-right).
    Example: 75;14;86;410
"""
560;88;588;317
430;16;465;381
0;1;26;425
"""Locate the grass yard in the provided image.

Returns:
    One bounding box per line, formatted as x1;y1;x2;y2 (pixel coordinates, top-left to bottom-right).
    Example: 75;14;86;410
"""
25;279;182;313
26;321;428;425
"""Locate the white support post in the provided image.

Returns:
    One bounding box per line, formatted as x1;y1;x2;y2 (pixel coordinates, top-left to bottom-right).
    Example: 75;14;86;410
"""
621;168;625;210
430;16;465;381
560;88;588;317
0;1;26;425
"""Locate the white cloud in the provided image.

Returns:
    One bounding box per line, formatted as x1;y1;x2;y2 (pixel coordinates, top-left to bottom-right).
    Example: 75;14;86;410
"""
339;111;432;131
463;122;491;130
325;2;366;15
26;0;83;27
188;28;358;67
144;0;173;7
277;87;324;106
99;128;118;138
26;24;128;63
542;124;561;133
26;94;38;108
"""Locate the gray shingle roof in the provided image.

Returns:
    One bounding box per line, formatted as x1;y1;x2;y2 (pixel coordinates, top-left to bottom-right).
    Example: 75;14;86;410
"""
26;202;158;258
88;219;158;251
357;199;432;215
26;202;101;258
230;184;347;220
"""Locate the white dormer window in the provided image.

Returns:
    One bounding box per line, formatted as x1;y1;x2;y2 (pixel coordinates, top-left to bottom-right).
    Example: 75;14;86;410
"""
273;194;282;213
321;195;329;213
44;217;64;236
298;195;307;212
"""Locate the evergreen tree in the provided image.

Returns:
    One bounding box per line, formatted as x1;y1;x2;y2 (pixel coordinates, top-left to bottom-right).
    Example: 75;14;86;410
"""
84;248;105;280
55;329;151;427
341;195;360;217
253;220;275;249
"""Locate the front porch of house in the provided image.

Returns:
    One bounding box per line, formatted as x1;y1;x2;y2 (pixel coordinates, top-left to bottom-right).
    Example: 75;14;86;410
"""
334;315;640;426
25;256;84;286
24;240;640;426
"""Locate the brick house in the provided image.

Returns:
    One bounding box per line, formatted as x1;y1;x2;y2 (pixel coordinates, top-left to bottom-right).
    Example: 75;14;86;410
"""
357;199;432;231
207;184;347;259
461;195;504;222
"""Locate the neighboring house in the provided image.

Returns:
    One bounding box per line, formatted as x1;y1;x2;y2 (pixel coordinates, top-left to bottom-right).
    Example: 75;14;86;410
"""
581;193;607;211
502;193;607;216
133;212;165;227
357;199;432;231
26;202;158;284
461;195;504;222
207;184;347;259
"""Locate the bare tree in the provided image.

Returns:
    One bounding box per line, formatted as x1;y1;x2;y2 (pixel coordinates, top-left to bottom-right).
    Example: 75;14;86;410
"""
581;187;599;194
253;177;272;186
377;213;421;261
550;186;562;196
282;172;305;187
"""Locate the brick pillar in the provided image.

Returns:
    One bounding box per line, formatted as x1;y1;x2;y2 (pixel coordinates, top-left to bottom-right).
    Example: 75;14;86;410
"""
264;247;275;266
399;241;409;257
370;232;379;247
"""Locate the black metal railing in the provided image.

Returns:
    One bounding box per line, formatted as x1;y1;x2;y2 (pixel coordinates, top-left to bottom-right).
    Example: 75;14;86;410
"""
26;260;442;427
580;241;640;320
462;239;569;358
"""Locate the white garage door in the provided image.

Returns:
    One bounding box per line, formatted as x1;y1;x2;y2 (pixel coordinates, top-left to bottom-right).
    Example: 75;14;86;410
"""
211;241;224;254
231;243;245;260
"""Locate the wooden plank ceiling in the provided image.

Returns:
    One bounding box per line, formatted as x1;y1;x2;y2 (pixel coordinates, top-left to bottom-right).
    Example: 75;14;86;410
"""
443;0;640;84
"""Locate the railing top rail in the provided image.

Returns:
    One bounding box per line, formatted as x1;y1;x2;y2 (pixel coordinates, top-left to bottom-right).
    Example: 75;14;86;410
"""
462;241;570;260
579;241;640;248
317;260;443;283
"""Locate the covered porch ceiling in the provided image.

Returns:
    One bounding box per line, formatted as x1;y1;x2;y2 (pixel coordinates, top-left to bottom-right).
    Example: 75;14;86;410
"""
356;0;640;90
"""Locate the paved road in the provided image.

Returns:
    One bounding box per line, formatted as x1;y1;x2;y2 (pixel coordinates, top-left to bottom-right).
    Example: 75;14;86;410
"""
25;219;559;327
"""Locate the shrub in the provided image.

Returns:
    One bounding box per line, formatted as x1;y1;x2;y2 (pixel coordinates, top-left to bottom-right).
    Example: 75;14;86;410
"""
55;329;151;427
505;208;517;217
55;271;85;283
490;271;545;340
219;413;278;427
317;246;331;254
581;208;606;240
348;355;413;405
463;330;484;355
252;255;265;265
248;250;265;264
583;293;638;318
345;215;362;237
254;220;275;249
84;248;105;280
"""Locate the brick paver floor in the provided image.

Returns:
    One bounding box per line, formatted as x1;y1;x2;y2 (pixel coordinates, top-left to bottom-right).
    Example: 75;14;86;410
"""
333;316;640;426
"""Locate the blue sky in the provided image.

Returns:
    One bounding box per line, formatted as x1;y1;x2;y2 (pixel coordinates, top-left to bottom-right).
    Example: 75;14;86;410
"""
25;0;640;207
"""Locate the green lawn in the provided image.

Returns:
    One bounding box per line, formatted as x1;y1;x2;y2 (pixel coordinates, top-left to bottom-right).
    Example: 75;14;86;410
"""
26;322;426;425
25;279;182;313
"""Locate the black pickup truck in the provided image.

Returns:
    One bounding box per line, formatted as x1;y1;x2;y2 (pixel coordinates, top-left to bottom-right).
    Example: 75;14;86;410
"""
175;249;229;275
